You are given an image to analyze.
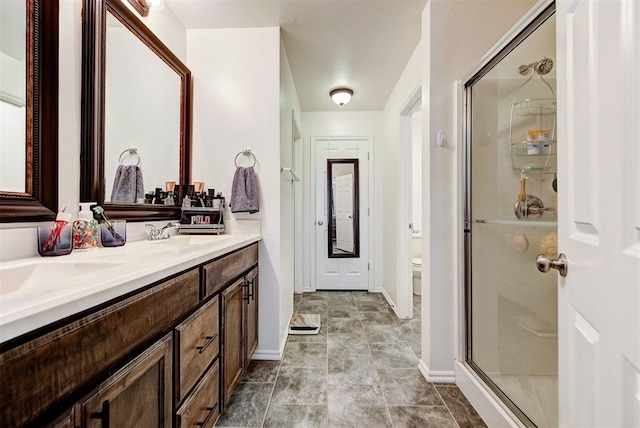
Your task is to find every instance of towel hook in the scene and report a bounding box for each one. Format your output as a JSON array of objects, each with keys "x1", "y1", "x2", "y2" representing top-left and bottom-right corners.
[
  {"x1": 119, "y1": 148, "x2": 141, "y2": 166},
  {"x1": 234, "y1": 149, "x2": 257, "y2": 168}
]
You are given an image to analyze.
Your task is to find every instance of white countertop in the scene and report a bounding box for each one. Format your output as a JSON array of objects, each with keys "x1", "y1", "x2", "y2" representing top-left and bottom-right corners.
[{"x1": 0, "y1": 232, "x2": 261, "y2": 344}]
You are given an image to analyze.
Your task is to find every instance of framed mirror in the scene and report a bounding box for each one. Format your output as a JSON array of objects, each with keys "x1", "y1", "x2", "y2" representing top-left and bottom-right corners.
[
  {"x1": 81, "y1": 0, "x2": 192, "y2": 221},
  {"x1": 0, "y1": 0, "x2": 58, "y2": 222},
  {"x1": 327, "y1": 159, "x2": 360, "y2": 258}
]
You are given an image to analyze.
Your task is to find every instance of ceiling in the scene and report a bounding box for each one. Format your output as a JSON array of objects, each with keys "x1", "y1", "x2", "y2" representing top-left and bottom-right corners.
[{"x1": 165, "y1": 0, "x2": 428, "y2": 112}]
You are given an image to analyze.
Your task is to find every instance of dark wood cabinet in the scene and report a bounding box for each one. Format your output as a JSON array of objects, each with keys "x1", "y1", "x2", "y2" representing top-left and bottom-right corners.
[
  {"x1": 175, "y1": 361, "x2": 220, "y2": 428},
  {"x1": 0, "y1": 242, "x2": 259, "y2": 427},
  {"x1": 0, "y1": 269, "x2": 199, "y2": 428},
  {"x1": 222, "y1": 277, "x2": 246, "y2": 404},
  {"x1": 221, "y1": 266, "x2": 259, "y2": 406},
  {"x1": 203, "y1": 244, "x2": 258, "y2": 298},
  {"x1": 76, "y1": 333, "x2": 173, "y2": 427},
  {"x1": 175, "y1": 296, "x2": 219, "y2": 403}
]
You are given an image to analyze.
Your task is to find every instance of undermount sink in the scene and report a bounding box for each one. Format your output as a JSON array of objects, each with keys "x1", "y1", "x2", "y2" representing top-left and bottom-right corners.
[{"x1": 0, "y1": 261, "x2": 123, "y2": 296}]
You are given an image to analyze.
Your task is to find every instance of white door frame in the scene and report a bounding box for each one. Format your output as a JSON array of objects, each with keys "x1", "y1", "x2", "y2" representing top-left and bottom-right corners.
[
  {"x1": 398, "y1": 85, "x2": 422, "y2": 319},
  {"x1": 310, "y1": 136, "x2": 374, "y2": 292}
]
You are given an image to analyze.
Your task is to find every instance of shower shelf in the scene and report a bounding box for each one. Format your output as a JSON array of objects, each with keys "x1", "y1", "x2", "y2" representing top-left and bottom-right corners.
[
  {"x1": 475, "y1": 219, "x2": 557, "y2": 228},
  {"x1": 513, "y1": 98, "x2": 556, "y2": 116},
  {"x1": 509, "y1": 71, "x2": 557, "y2": 176},
  {"x1": 510, "y1": 140, "x2": 556, "y2": 156}
]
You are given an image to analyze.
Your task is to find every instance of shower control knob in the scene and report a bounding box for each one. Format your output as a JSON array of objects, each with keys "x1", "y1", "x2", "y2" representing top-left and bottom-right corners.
[
  {"x1": 317, "y1": 220, "x2": 323, "y2": 226},
  {"x1": 536, "y1": 253, "x2": 568, "y2": 277}
]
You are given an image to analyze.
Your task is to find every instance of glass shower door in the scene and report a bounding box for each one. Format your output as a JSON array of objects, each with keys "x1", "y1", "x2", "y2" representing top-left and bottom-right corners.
[{"x1": 464, "y1": 8, "x2": 558, "y2": 428}]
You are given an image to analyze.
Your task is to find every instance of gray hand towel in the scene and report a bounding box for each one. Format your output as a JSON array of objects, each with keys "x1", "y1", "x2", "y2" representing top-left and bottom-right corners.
[
  {"x1": 111, "y1": 164, "x2": 145, "y2": 203},
  {"x1": 230, "y1": 166, "x2": 259, "y2": 213}
]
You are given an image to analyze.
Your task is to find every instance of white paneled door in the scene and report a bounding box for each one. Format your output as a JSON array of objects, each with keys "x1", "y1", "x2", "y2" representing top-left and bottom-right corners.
[
  {"x1": 314, "y1": 138, "x2": 370, "y2": 290},
  {"x1": 557, "y1": 0, "x2": 640, "y2": 426}
]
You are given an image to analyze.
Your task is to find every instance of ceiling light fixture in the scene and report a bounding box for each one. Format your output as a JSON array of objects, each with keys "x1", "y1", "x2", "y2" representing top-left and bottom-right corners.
[{"x1": 330, "y1": 88, "x2": 354, "y2": 106}]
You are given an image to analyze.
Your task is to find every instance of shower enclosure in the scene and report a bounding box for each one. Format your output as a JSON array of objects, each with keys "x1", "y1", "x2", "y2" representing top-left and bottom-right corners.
[{"x1": 463, "y1": 6, "x2": 558, "y2": 427}]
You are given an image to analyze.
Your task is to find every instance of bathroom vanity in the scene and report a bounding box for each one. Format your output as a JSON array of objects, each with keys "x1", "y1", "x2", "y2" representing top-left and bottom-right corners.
[{"x1": 0, "y1": 234, "x2": 260, "y2": 427}]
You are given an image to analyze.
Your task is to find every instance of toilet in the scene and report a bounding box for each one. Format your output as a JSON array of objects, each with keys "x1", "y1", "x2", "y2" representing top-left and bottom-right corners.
[
  {"x1": 412, "y1": 234, "x2": 422, "y2": 295},
  {"x1": 412, "y1": 258, "x2": 422, "y2": 296}
]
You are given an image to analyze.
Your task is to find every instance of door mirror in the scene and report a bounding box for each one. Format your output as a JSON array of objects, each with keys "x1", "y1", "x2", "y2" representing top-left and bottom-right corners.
[{"x1": 327, "y1": 159, "x2": 359, "y2": 258}]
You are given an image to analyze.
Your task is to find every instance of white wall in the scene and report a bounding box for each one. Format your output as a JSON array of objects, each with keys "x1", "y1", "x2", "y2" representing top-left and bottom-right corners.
[
  {"x1": 301, "y1": 111, "x2": 383, "y2": 291},
  {"x1": 187, "y1": 26, "x2": 286, "y2": 357},
  {"x1": 380, "y1": 41, "x2": 422, "y2": 314},
  {"x1": 411, "y1": 110, "x2": 422, "y2": 234},
  {"x1": 420, "y1": 0, "x2": 538, "y2": 380},
  {"x1": 0, "y1": 0, "x2": 187, "y2": 260},
  {"x1": 279, "y1": 34, "x2": 302, "y2": 350}
]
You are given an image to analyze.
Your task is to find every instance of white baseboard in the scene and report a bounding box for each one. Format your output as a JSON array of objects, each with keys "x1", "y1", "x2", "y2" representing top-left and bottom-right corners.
[
  {"x1": 455, "y1": 361, "x2": 523, "y2": 428},
  {"x1": 252, "y1": 339, "x2": 286, "y2": 361},
  {"x1": 380, "y1": 288, "x2": 402, "y2": 319},
  {"x1": 251, "y1": 349, "x2": 282, "y2": 360},
  {"x1": 252, "y1": 316, "x2": 290, "y2": 361},
  {"x1": 418, "y1": 359, "x2": 456, "y2": 383}
]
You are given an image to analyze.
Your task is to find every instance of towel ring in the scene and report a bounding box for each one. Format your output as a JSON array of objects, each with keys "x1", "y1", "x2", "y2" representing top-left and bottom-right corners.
[
  {"x1": 234, "y1": 150, "x2": 257, "y2": 168},
  {"x1": 119, "y1": 148, "x2": 140, "y2": 166}
]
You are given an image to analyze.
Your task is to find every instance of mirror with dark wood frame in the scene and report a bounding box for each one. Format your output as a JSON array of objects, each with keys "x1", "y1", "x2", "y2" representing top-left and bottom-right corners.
[
  {"x1": 0, "y1": 0, "x2": 59, "y2": 222},
  {"x1": 81, "y1": 0, "x2": 192, "y2": 221},
  {"x1": 327, "y1": 159, "x2": 360, "y2": 258}
]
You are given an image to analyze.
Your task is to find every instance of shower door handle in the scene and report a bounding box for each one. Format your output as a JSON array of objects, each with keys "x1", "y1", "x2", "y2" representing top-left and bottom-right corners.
[{"x1": 536, "y1": 253, "x2": 568, "y2": 277}]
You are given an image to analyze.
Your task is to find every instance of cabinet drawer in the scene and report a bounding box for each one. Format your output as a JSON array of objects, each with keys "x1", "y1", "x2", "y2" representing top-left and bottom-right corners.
[
  {"x1": 203, "y1": 243, "x2": 258, "y2": 297},
  {"x1": 176, "y1": 360, "x2": 220, "y2": 428},
  {"x1": 176, "y1": 296, "x2": 219, "y2": 402}
]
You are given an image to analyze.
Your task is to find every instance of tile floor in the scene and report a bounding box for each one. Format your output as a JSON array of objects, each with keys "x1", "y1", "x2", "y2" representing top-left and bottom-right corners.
[{"x1": 215, "y1": 291, "x2": 486, "y2": 428}]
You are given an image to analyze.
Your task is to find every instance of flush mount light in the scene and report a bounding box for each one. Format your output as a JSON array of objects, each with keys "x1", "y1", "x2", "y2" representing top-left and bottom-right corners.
[{"x1": 330, "y1": 88, "x2": 354, "y2": 106}]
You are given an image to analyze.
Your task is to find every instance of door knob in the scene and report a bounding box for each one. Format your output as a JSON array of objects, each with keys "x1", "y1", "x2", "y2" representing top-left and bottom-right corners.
[
  {"x1": 536, "y1": 253, "x2": 568, "y2": 277},
  {"x1": 317, "y1": 220, "x2": 323, "y2": 226}
]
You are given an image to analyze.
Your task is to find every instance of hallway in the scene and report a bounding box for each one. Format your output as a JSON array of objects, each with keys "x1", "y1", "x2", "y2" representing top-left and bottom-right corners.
[{"x1": 215, "y1": 292, "x2": 485, "y2": 427}]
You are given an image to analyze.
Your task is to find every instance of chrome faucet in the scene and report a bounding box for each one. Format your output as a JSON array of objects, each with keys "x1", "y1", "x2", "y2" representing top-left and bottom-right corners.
[{"x1": 145, "y1": 222, "x2": 180, "y2": 240}]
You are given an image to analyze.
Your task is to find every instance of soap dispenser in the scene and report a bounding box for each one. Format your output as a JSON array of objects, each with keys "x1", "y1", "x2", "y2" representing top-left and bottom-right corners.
[{"x1": 73, "y1": 203, "x2": 99, "y2": 249}]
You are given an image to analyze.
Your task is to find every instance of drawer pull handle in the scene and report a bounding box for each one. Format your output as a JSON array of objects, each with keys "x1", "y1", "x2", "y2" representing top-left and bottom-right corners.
[
  {"x1": 90, "y1": 400, "x2": 110, "y2": 428},
  {"x1": 196, "y1": 334, "x2": 218, "y2": 354},
  {"x1": 196, "y1": 403, "x2": 218, "y2": 427}
]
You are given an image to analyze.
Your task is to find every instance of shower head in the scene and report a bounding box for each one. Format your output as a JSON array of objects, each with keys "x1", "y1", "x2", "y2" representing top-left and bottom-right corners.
[
  {"x1": 518, "y1": 57, "x2": 554, "y2": 76},
  {"x1": 535, "y1": 57, "x2": 554, "y2": 75}
]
